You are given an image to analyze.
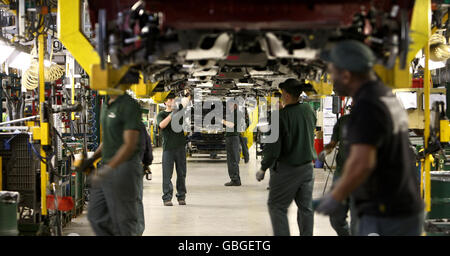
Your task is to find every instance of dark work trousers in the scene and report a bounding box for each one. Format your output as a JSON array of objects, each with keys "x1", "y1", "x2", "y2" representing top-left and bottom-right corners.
[
  {"x1": 239, "y1": 135, "x2": 249, "y2": 162},
  {"x1": 226, "y1": 136, "x2": 241, "y2": 182},
  {"x1": 329, "y1": 174, "x2": 358, "y2": 236},
  {"x1": 137, "y1": 169, "x2": 145, "y2": 235},
  {"x1": 87, "y1": 156, "x2": 141, "y2": 236},
  {"x1": 162, "y1": 147, "x2": 187, "y2": 202},
  {"x1": 268, "y1": 162, "x2": 314, "y2": 236},
  {"x1": 358, "y1": 211, "x2": 424, "y2": 236}
]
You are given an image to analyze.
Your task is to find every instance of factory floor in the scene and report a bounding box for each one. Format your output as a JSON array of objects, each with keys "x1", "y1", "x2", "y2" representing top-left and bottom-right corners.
[{"x1": 63, "y1": 146, "x2": 339, "y2": 236}]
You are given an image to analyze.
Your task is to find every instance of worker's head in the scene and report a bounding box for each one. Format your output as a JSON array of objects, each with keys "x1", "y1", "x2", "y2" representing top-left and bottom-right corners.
[
  {"x1": 320, "y1": 40, "x2": 376, "y2": 96},
  {"x1": 279, "y1": 79, "x2": 303, "y2": 105},
  {"x1": 164, "y1": 92, "x2": 176, "y2": 109}
]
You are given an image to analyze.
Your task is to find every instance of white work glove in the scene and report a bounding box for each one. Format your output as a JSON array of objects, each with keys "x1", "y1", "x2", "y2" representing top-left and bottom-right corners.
[
  {"x1": 90, "y1": 165, "x2": 113, "y2": 188},
  {"x1": 315, "y1": 193, "x2": 342, "y2": 215},
  {"x1": 256, "y1": 169, "x2": 266, "y2": 182}
]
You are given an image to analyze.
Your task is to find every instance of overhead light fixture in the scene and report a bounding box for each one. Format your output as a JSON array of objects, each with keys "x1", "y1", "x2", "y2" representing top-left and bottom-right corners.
[
  {"x1": 0, "y1": 42, "x2": 14, "y2": 64},
  {"x1": 8, "y1": 51, "x2": 32, "y2": 70},
  {"x1": 236, "y1": 83, "x2": 254, "y2": 87},
  {"x1": 197, "y1": 82, "x2": 213, "y2": 88},
  {"x1": 418, "y1": 57, "x2": 447, "y2": 70},
  {"x1": 229, "y1": 90, "x2": 242, "y2": 93},
  {"x1": 257, "y1": 121, "x2": 269, "y2": 127}
]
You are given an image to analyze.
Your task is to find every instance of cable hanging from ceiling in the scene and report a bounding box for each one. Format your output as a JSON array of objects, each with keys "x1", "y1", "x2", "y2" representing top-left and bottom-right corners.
[{"x1": 21, "y1": 39, "x2": 65, "y2": 90}]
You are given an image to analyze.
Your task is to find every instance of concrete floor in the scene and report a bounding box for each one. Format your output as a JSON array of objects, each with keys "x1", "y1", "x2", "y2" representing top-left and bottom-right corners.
[{"x1": 64, "y1": 146, "x2": 340, "y2": 236}]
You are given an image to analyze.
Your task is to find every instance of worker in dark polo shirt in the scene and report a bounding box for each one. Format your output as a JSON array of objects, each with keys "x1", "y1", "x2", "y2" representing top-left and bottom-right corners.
[
  {"x1": 84, "y1": 92, "x2": 142, "y2": 236},
  {"x1": 157, "y1": 92, "x2": 190, "y2": 206},
  {"x1": 223, "y1": 101, "x2": 243, "y2": 186},
  {"x1": 316, "y1": 40, "x2": 424, "y2": 236},
  {"x1": 256, "y1": 79, "x2": 317, "y2": 236}
]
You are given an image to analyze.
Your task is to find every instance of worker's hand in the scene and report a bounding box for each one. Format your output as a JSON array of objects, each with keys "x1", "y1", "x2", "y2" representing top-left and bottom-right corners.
[
  {"x1": 318, "y1": 151, "x2": 327, "y2": 163},
  {"x1": 256, "y1": 169, "x2": 266, "y2": 182},
  {"x1": 90, "y1": 165, "x2": 113, "y2": 188},
  {"x1": 315, "y1": 193, "x2": 342, "y2": 215},
  {"x1": 75, "y1": 157, "x2": 96, "y2": 173},
  {"x1": 144, "y1": 166, "x2": 152, "y2": 180},
  {"x1": 171, "y1": 102, "x2": 184, "y2": 116}
]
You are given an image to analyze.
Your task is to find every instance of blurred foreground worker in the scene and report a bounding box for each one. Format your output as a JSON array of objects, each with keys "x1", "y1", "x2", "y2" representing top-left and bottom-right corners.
[
  {"x1": 223, "y1": 101, "x2": 243, "y2": 186},
  {"x1": 81, "y1": 92, "x2": 142, "y2": 236},
  {"x1": 157, "y1": 92, "x2": 190, "y2": 206},
  {"x1": 319, "y1": 110, "x2": 357, "y2": 236},
  {"x1": 137, "y1": 121, "x2": 153, "y2": 235},
  {"x1": 316, "y1": 40, "x2": 424, "y2": 236},
  {"x1": 256, "y1": 79, "x2": 317, "y2": 236}
]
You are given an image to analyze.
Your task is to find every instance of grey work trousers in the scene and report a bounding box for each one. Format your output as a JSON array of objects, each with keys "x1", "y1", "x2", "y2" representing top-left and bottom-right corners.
[
  {"x1": 239, "y1": 135, "x2": 249, "y2": 162},
  {"x1": 268, "y1": 162, "x2": 314, "y2": 236},
  {"x1": 358, "y1": 211, "x2": 424, "y2": 236},
  {"x1": 162, "y1": 147, "x2": 187, "y2": 202},
  {"x1": 87, "y1": 156, "x2": 141, "y2": 236},
  {"x1": 226, "y1": 136, "x2": 241, "y2": 182},
  {"x1": 329, "y1": 175, "x2": 358, "y2": 236},
  {"x1": 137, "y1": 170, "x2": 145, "y2": 235}
]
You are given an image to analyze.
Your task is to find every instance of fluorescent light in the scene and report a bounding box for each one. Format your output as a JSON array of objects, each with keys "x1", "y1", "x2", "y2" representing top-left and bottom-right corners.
[
  {"x1": 197, "y1": 82, "x2": 213, "y2": 88},
  {"x1": 257, "y1": 121, "x2": 269, "y2": 127},
  {"x1": 9, "y1": 51, "x2": 31, "y2": 70},
  {"x1": 0, "y1": 43, "x2": 14, "y2": 64},
  {"x1": 429, "y1": 60, "x2": 446, "y2": 70},
  {"x1": 230, "y1": 90, "x2": 241, "y2": 93},
  {"x1": 236, "y1": 83, "x2": 254, "y2": 87},
  {"x1": 418, "y1": 57, "x2": 447, "y2": 70}
]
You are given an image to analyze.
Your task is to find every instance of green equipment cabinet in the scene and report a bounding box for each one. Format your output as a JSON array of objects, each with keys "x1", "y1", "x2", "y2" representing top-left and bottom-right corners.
[
  {"x1": 425, "y1": 171, "x2": 450, "y2": 236},
  {"x1": 0, "y1": 191, "x2": 20, "y2": 236}
]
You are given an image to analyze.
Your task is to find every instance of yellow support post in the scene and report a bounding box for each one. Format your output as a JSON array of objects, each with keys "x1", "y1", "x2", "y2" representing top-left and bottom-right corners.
[
  {"x1": 422, "y1": 0, "x2": 432, "y2": 213},
  {"x1": 38, "y1": 24, "x2": 47, "y2": 216},
  {"x1": 244, "y1": 106, "x2": 258, "y2": 149}
]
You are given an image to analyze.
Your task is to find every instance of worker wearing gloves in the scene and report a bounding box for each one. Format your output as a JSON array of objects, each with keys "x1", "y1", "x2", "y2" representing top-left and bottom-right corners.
[
  {"x1": 256, "y1": 79, "x2": 317, "y2": 236},
  {"x1": 316, "y1": 40, "x2": 424, "y2": 236},
  {"x1": 157, "y1": 91, "x2": 190, "y2": 206},
  {"x1": 319, "y1": 112, "x2": 357, "y2": 236},
  {"x1": 80, "y1": 92, "x2": 142, "y2": 236},
  {"x1": 223, "y1": 102, "x2": 243, "y2": 186}
]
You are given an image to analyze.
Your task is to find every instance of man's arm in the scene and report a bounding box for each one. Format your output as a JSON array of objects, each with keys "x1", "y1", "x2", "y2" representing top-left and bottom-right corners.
[
  {"x1": 330, "y1": 144, "x2": 377, "y2": 201},
  {"x1": 105, "y1": 130, "x2": 140, "y2": 169},
  {"x1": 91, "y1": 143, "x2": 103, "y2": 160},
  {"x1": 159, "y1": 113, "x2": 172, "y2": 129},
  {"x1": 323, "y1": 140, "x2": 337, "y2": 153}
]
